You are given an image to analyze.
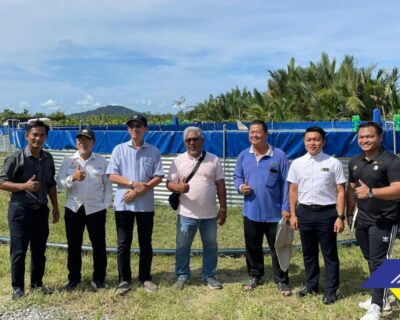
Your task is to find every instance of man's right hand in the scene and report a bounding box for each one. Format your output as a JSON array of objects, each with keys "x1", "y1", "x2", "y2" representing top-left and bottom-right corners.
[
  {"x1": 24, "y1": 175, "x2": 40, "y2": 192},
  {"x1": 240, "y1": 181, "x2": 252, "y2": 196},
  {"x1": 289, "y1": 215, "x2": 298, "y2": 230},
  {"x1": 72, "y1": 165, "x2": 85, "y2": 181},
  {"x1": 176, "y1": 180, "x2": 190, "y2": 193}
]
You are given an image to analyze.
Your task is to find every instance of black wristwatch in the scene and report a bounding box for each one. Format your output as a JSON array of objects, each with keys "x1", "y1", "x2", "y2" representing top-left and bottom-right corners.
[
  {"x1": 337, "y1": 215, "x2": 345, "y2": 221},
  {"x1": 367, "y1": 188, "x2": 374, "y2": 198}
]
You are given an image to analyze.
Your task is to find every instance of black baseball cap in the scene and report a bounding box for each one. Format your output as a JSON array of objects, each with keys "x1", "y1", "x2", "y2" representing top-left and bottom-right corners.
[
  {"x1": 126, "y1": 114, "x2": 148, "y2": 127},
  {"x1": 76, "y1": 128, "x2": 95, "y2": 140}
]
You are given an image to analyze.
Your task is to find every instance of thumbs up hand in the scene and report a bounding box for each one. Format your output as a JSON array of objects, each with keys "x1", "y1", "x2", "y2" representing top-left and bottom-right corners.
[
  {"x1": 25, "y1": 174, "x2": 40, "y2": 192},
  {"x1": 72, "y1": 164, "x2": 86, "y2": 181},
  {"x1": 240, "y1": 180, "x2": 252, "y2": 196},
  {"x1": 355, "y1": 179, "x2": 370, "y2": 199}
]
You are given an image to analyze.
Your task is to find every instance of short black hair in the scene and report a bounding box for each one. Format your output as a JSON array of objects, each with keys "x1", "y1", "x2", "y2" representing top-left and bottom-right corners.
[
  {"x1": 305, "y1": 126, "x2": 326, "y2": 140},
  {"x1": 26, "y1": 120, "x2": 50, "y2": 135},
  {"x1": 358, "y1": 121, "x2": 383, "y2": 135},
  {"x1": 250, "y1": 120, "x2": 268, "y2": 132}
]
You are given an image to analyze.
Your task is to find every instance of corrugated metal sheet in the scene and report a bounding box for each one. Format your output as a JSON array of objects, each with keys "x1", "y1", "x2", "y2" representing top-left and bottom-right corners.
[{"x1": 50, "y1": 150, "x2": 350, "y2": 208}]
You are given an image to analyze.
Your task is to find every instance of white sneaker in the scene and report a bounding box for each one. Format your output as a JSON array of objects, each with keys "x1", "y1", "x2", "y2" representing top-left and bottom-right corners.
[
  {"x1": 358, "y1": 298, "x2": 391, "y2": 311},
  {"x1": 360, "y1": 303, "x2": 382, "y2": 320}
]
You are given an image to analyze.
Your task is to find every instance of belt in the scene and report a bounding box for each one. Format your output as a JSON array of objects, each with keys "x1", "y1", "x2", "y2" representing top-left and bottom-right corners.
[
  {"x1": 299, "y1": 203, "x2": 336, "y2": 211},
  {"x1": 12, "y1": 201, "x2": 46, "y2": 210}
]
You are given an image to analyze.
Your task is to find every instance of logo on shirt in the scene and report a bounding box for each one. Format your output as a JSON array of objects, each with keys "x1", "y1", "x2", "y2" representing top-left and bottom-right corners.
[
  {"x1": 320, "y1": 167, "x2": 330, "y2": 172},
  {"x1": 373, "y1": 165, "x2": 379, "y2": 171},
  {"x1": 382, "y1": 236, "x2": 389, "y2": 243},
  {"x1": 353, "y1": 165, "x2": 358, "y2": 171}
]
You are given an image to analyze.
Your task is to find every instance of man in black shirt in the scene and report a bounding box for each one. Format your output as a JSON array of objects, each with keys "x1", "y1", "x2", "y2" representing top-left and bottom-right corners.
[
  {"x1": 0, "y1": 120, "x2": 60, "y2": 300},
  {"x1": 347, "y1": 121, "x2": 400, "y2": 320}
]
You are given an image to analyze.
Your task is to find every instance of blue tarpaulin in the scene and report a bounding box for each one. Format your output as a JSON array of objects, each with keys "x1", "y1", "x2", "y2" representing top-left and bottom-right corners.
[{"x1": 9, "y1": 128, "x2": 399, "y2": 159}]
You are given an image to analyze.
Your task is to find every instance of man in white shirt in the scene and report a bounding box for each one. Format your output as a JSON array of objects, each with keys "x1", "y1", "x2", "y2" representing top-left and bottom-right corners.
[
  {"x1": 167, "y1": 126, "x2": 227, "y2": 290},
  {"x1": 57, "y1": 128, "x2": 112, "y2": 291},
  {"x1": 288, "y1": 126, "x2": 346, "y2": 304}
]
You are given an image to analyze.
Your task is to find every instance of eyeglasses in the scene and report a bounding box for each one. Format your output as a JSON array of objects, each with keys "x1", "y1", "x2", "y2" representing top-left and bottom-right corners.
[
  {"x1": 185, "y1": 137, "x2": 201, "y2": 143},
  {"x1": 129, "y1": 124, "x2": 143, "y2": 129}
]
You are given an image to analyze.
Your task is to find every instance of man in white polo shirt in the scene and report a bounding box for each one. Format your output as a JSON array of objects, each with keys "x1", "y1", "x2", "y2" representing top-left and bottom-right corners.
[
  {"x1": 166, "y1": 126, "x2": 227, "y2": 290},
  {"x1": 57, "y1": 128, "x2": 113, "y2": 291},
  {"x1": 288, "y1": 126, "x2": 346, "y2": 305}
]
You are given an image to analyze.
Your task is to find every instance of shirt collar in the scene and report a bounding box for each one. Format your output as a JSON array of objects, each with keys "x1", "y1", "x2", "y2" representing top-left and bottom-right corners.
[
  {"x1": 362, "y1": 148, "x2": 385, "y2": 162},
  {"x1": 73, "y1": 151, "x2": 96, "y2": 161},
  {"x1": 305, "y1": 151, "x2": 325, "y2": 160},
  {"x1": 249, "y1": 144, "x2": 273, "y2": 157},
  {"x1": 186, "y1": 150, "x2": 205, "y2": 160},
  {"x1": 24, "y1": 146, "x2": 47, "y2": 159},
  {"x1": 128, "y1": 140, "x2": 148, "y2": 149}
]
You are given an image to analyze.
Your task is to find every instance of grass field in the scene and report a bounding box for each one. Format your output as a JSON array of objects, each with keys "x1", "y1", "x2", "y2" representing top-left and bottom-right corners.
[{"x1": 0, "y1": 190, "x2": 399, "y2": 319}]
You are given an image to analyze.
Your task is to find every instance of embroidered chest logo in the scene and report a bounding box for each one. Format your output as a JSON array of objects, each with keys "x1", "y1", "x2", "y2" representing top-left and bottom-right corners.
[
  {"x1": 353, "y1": 165, "x2": 358, "y2": 171},
  {"x1": 320, "y1": 167, "x2": 329, "y2": 172},
  {"x1": 382, "y1": 236, "x2": 389, "y2": 243},
  {"x1": 373, "y1": 161, "x2": 379, "y2": 171}
]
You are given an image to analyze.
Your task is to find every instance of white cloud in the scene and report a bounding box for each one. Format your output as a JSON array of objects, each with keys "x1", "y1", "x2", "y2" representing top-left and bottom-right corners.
[
  {"x1": 40, "y1": 99, "x2": 62, "y2": 111},
  {"x1": 75, "y1": 94, "x2": 101, "y2": 109}
]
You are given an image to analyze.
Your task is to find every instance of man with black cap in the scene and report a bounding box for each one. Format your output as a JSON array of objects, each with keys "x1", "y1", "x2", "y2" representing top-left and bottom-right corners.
[
  {"x1": 57, "y1": 128, "x2": 112, "y2": 291},
  {"x1": 106, "y1": 114, "x2": 164, "y2": 294}
]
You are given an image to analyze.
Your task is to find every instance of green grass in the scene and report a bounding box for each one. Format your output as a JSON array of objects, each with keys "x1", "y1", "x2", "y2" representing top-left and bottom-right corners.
[{"x1": 0, "y1": 190, "x2": 399, "y2": 319}]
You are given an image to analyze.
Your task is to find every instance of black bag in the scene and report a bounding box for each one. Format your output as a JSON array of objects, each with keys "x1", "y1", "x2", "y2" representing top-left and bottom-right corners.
[
  {"x1": 168, "y1": 151, "x2": 206, "y2": 210},
  {"x1": 168, "y1": 192, "x2": 181, "y2": 210}
]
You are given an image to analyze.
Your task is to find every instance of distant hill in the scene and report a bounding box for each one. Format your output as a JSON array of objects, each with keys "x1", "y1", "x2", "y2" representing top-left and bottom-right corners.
[{"x1": 68, "y1": 105, "x2": 140, "y2": 117}]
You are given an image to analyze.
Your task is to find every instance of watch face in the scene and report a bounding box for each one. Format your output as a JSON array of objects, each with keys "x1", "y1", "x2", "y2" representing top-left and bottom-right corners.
[{"x1": 368, "y1": 191, "x2": 373, "y2": 198}]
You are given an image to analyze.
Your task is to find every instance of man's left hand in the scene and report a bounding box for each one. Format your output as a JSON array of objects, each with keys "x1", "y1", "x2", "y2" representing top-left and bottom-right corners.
[
  {"x1": 52, "y1": 208, "x2": 60, "y2": 224},
  {"x1": 334, "y1": 218, "x2": 344, "y2": 233},
  {"x1": 281, "y1": 211, "x2": 290, "y2": 219},
  {"x1": 217, "y1": 209, "x2": 227, "y2": 226},
  {"x1": 122, "y1": 189, "x2": 139, "y2": 203},
  {"x1": 133, "y1": 182, "x2": 148, "y2": 194}
]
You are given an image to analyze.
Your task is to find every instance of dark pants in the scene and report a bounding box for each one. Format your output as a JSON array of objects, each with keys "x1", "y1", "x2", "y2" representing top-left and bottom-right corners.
[
  {"x1": 65, "y1": 207, "x2": 107, "y2": 283},
  {"x1": 8, "y1": 201, "x2": 49, "y2": 290},
  {"x1": 243, "y1": 216, "x2": 289, "y2": 284},
  {"x1": 297, "y1": 205, "x2": 339, "y2": 296},
  {"x1": 356, "y1": 223, "x2": 397, "y2": 309},
  {"x1": 115, "y1": 211, "x2": 154, "y2": 283}
]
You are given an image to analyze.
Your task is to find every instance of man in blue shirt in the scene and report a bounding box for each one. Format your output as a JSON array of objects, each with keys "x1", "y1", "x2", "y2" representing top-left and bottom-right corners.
[
  {"x1": 234, "y1": 120, "x2": 291, "y2": 296},
  {"x1": 106, "y1": 114, "x2": 164, "y2": 294}
]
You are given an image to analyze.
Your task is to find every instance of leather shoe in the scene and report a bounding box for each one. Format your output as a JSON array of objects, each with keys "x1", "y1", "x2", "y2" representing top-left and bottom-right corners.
[
  {"x1": 322, "y1": 295, "x2": 338, "y2": 305},
  {"x1": 297, "y1": 286, "x2": 318, "y2": 298},
  {"x1": 12, "y1": 288, "x2": 24, "y2": 300}
]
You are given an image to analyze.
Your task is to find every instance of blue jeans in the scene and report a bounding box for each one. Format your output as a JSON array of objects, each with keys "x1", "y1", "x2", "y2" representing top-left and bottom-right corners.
[{"x1": 175, "y1": 215, "x2": 218, "y2": 281}]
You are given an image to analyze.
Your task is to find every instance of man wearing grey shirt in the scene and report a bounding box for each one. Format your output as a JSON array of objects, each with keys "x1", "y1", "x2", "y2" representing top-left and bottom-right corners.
[
  {"x1": 106, "y1": 114, "x2": 164, "y2": 294},
  {"x1": 0, "y1": 120, "x2": 59, "y2": 300}
]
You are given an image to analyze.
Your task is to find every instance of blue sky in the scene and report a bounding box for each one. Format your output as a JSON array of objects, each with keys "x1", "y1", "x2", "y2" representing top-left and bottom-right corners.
[{"x1": 1, "y1": 0, "x2": 400, "y2": 115}]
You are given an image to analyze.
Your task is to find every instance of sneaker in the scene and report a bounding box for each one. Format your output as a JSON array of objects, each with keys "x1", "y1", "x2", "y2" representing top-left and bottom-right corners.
[
  {"x1": 204, "y1": 277, "x2": 223, "y2": 290},
  {"x1": 359, "y1": 298, "x2": 391, "y2": 312},
  {"x1": 65, "y1": 281, "x2": 80, "y2": 292},
  {"x1": 143, "y1": 281, "x2": 157, "y2": 292},
  {"x1": 12, "y1": 288, "x2": 24, "y2": 300},
  {"x1": 173, "y1": 278, "x2": 188, "y2": 290},
  {"x1": 91, "y1": 280, "x2": 106, "y2": 291},
  {"x1": 360, "y1": 303, "x2": 382, "y2": 320},
  {"x1": 31, "y1": 285, "x2": 54, "y2": 295},
  {"x1": 115, "y1": 281, "x2": 132, "y2": 296}
]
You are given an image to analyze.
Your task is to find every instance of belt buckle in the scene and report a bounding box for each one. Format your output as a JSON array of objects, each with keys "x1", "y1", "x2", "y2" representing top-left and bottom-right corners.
[{"x1": 31, "y1": 204, "x2": 41, "y2": 210}]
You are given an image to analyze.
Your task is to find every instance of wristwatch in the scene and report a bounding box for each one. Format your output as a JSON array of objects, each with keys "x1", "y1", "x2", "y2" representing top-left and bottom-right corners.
[
  {"x1": 367, "y1": 188, "x2": 374, "y2": 198},
  {"x1": 337, "y1": 215, "x2": 345, "y2": 221}
]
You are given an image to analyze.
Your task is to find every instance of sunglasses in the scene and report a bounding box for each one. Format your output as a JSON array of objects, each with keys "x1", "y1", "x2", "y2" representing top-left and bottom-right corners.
[
  {"x1": 129, "y1": 124, "x2": 143, "y2": 129},
  {"x1": 185, "y1": 137, "x2": 201, "y2": 143}
]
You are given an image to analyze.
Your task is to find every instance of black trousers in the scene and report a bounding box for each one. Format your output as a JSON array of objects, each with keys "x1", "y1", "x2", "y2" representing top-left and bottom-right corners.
[
  {"x1": 297, "y1": 205, "x2": 339, "y2": 296},
  {"x1": 243, "y1": 216, "x2": 289, "y2": 284},
  {"x1": 65, "y1": 207, "x2": 107, "y2": 283},
  {"x1": 8, "y1": 201, "x2": 49, "y2": 290},
  {"x1": 115, "y1": 211, "x2": 154, "y2": 283},
  {"x1": 356, "y1": 222, "x2": 397, "y2": 309}
]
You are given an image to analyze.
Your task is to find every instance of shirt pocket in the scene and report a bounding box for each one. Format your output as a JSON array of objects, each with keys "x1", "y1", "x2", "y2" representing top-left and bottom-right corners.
[
  {"x1": 315, "y1": 169, "x2": 334, "y2": 186},
  {"x1": 266, "y1": 168, "x2": 280, "y2": 187},
  {"x1": 143, "y1": 159, "x2": 155, "y2": 176}
]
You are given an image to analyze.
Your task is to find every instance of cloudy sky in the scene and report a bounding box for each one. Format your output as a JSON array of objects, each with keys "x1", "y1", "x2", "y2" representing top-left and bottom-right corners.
[{"x1": 1, "y1": 0, "x2": 400, "y2": 115}]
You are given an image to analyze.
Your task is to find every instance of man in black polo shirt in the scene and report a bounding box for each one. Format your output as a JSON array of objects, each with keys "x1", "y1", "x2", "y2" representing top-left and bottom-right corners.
[
  {"x1": 347, "y1": 121, "x2": 400, "y2": 320},
  {"x1": 0, "y1": 120, "x2": 60, "y2": 300}
]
